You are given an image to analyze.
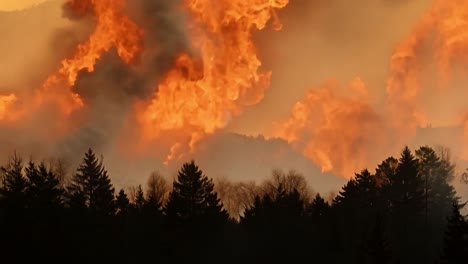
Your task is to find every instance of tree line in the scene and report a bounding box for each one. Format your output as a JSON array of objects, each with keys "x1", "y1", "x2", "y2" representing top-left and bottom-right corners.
[{"x1": 0, "y1": 146, "x2": 467, "y2": 263}]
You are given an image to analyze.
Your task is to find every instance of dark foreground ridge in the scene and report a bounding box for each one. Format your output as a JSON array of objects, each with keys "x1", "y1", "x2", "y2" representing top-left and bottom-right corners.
[{"x1": 0, "y1": 146, "x2": 467, "y2": 263}]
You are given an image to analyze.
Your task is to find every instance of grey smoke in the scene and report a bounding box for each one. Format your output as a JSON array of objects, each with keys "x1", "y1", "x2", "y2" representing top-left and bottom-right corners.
[{"x1": 55, "y1": 0, "x2": 191, "y2": 162}]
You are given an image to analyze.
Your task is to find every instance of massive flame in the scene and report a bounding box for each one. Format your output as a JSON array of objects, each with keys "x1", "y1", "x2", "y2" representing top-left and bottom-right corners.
[
  {"x1": 40, "y1": 0, "x2": 143, "y2": 113},
  {"x1": 276, "y1": 0, "x2": 468, "y2": 177},
  {"x1": 386, "y1": 0, "x2": 468, "y2": 157},
  {"x1": 4, "y1": 0, "x2": 468, "y2": 179},
  {"x1": 137, "y1": 0, "x2": 289, "y2": 163},
  {"x1": 0, "y1": 0, "x2": 143, "y2": 121},
  {"x1": 275, "y1": 78, "x2": 388, "y2": 178}
]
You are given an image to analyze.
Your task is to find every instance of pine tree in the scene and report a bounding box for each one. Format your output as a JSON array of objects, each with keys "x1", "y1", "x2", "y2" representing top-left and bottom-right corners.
[
  {"x1": 375, "y1": 157, "x2": 398, "y2": 187},
  {"x1": 164, "y1": 160, "x2": 228, "y2": 226},
  {"x1": 416, "y1": 146, "x2": 458, "y2": 262},
  {"x1": 67, "y1": 148, "x2": 115, "y2": 216},
  {"x1": 115, "y1": 189, "x2": 129, "y2": 217},
  {"x1": 133, "y1": 185, "x2": 145, "y2": 213},
  {"x1": 25, "y1": 161, "x2": 63, "y2": 209},
  {"x1": 443, "y1": 202, "x2": 468, "y2": 263},
  {"x1": 388, "y1": 146, "x2": 424, "y2": 212},
  {"x1": 334, "y1": 169, "x2": 379, "y2": 209},
  {"x1": 363, "y1": 214, "x2": 391, "y2": 263},
  {"x1": 384, "y1": 147, "x2": 425, "y2": 263},
  {"x1": 333, "y1": 169, "x2": 381, "y2": 261},
  {"x1": 0, "y1": 154, "x2": 27, "y2": 210},
  {"x1": 306, "y1": 193, "x2": 330, "y2": 220}
]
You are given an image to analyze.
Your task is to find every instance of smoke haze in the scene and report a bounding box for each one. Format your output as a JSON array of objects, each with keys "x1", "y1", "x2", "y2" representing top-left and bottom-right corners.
[{"x1": 0, "y1": 0, "x2": 467, "y2": 200}]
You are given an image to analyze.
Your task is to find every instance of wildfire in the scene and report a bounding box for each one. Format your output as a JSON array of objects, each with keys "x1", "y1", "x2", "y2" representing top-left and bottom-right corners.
[
  {"x1": 138, "y1": 0, "x2": 289, "y2": 163},
  {"x1": 0, "y1": 94, "x2": 18, "y2": 121},
  {"x1": 384, "y1": 0, "x2": 468, "y2": 158},
  {"x1": 38, "y1": 0, "x2": 143, "y2": 114},
  {"x1": 275, "y1": 78, "x2": 387, "y2": 178},
  {"x1": 276, "y1": 0, "x2": 468, "y2": 177},
  {"x1": 4, "y1": 0, "x2": 468, "y2": 179}
]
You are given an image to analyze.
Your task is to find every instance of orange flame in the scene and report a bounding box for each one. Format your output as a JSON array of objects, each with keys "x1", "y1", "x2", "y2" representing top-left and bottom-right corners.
[
  {"x1": 275, "y1": 78, "x2": 387, "y2": 178},
  {"x1": 386, "y1": 0, "x2": 468, "y2": 130},
  {"x1": 37, "y1": 0, "x2": 143, "y2": 114},
  {"x1": 0, "y1": 94, "x2": 18, "y2": 121},
  {"x1": 138, "y1": 0, "x2": 289, "y2": 163},
  {"x1": 276, "y1": 0, "x2": 468, "y2": 177}
]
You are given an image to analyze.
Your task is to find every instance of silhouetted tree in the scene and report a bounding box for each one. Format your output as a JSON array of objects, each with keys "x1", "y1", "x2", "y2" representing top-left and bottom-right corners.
[
  {"x1": 375, "y1": 157, "x2": 398, "y2": 187},
  {"x1": 0, "y1": 154, "x2": 27, "y2": 210},
  {"x1": 25, "y1": 161, "x2": 63, "y2": 209},
  {"x1": 416, "y1": 146, "x2": 458, "y2": 262},
  {"x1": 115, "y1": 189, "x2": 129, "y2": 217},
  {"x1": 164, "y1": 160, "x2": 228, "y2": 225},
  {"x1": 132, "y1": 184, "x2": 145, "y2": 213},
  {"x1": 241, "y1": 181, "x2": 308, "y2": 262},
  {"x1": 359, "y1": 214, "x2": 391, "y2": 264},
  {"x1": 265, "y1": 169, "x2": 311, "y2": 201},
  {"x1": 307, "y1": 193, "x2": 329, "y2": 220},
  {"x1": 387, "y1": 146, "x2": 424, "y2": 212},
  {"x1": 0, "y1": 154, "x2": 32, "y2": 261},
  {"x1": 146, "y1": 171, "x2": 168, "y2": 206},
  {"x1": 163, "y1": 161, "x2": 229, "y2": 262},
  {"x1": 66, "y1": 148, "x2": 115, "y2": 216},
  {"x1": 384, "y1": 147, "x2": 425, "y2": 263},
  {"x1": 333, "y1": 169, "x2": 381, "y2": 262},
  {"x1": 442, "y1": 202, "x2": 468, "y2": 263}
]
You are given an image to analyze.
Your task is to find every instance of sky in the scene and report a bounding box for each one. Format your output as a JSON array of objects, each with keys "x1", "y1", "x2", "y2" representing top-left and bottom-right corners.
[
  {"x1": 2, "y1": 0, "x2": 468, "y2": 200},
  {"x1": 0, "y1": 0, "x2": 48, "y2": 11},
  {"x1": 0, "y1": 0, "x2": 434, "y2": 137},
  {"x1": 227, "y1": 0, "x2": 433, "y2": 136}
]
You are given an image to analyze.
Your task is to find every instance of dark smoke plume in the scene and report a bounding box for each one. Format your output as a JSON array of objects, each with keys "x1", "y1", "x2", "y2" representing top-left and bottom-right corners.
[{"x1": 56, "y1": 0, "x2": 191, "y2": 161}]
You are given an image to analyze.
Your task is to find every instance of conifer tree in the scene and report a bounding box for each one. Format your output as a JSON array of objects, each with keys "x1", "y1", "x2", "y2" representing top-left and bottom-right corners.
[
  {"x1": 443, "y1": 202, "x2": 468, "y2": 263},
  {"x1": 164, "y1": 160, "x2": 228, "y2": 225},
  {"x1": 360, "y1": 214, "x2": 391, "y2": 264},
  {"x1": 115, "y1": 189, "x2": 129, "y2": 217},
  {"x1": 67, "y1": 148, "x2": 115, "y2": 216},
  {"x1": 306, "y1": 193, "x2": 330, "y2": 220},
  {"x1": 133, "y1": 185, "x2": 145, "y2": 213},
  {"x1": 387, "y1": 146, "x2": 424, "y2": 212},
  {"x1": 0, "y1": 154, "x2": 27, "y2": 210},
  {"x1": 25, "y1": 161, "x2": 63, "y2": 209}
]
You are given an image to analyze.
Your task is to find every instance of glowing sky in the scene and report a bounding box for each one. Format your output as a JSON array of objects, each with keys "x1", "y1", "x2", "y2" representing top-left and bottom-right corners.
[{"x1": 0, "y1": 0, "x2": 48, "y2": 11}]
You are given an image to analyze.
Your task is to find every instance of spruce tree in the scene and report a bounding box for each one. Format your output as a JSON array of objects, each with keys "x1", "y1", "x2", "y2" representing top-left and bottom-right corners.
[
  {"x1": 388, "y1": 146, "x2": 424, "y2": 212},
  {"x1": 384, "y1": 147, "x2": 425, "y2": 263},
  {"x1": 133, "y1": 185, "x2": 145, "y2": 213},
  {"x1": 360, "y1": 214, "x2": 391, "y2": 264},
  {"x1": 0, "y1": 154, "x2": 27, "y2": 210},
  {"x1": 443, "y1": 202, "x2": 468, "y2": 263},
  {"x1": 306, "y1": 193, "x2": 330, "y2": 220},
  {"x1": 164, "y1": 160, "x2": 228, "y2": 226},
  {"x1": 67, "y1": 148, "x2": 115, "y2": 216},
  {"x1": 115, "y1": 189, "x2": 129, "y2": 217},
  {"x1": 25, "y1": 161, "x2": 63, "y2": 209}
]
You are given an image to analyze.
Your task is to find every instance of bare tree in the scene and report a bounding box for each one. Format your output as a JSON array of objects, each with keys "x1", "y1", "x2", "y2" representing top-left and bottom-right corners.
[
  {"x1": 215, "y1": 178, "x2": 259, "y2": 220},
  {"x1": 262, "y1": 169, "x2": 313, "y2": 202},
  {"x1": 48, "y1": 157, "x2": 69, "y2": 185},
  {"x1": 147, "y1": 171, "x2": 170, "y2": 205}
]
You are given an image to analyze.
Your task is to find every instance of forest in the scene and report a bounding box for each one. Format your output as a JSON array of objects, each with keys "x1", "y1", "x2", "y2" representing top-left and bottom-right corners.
[{"x1": 0, "y1": 146, "x2": 467, "y2": 263}]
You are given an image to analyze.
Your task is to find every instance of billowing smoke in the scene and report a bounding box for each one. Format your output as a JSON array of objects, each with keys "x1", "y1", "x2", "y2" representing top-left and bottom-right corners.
[
  {"x1": 5, "y1": 0, "x2": 468, "y2": 199},
  {"x1": 55, "y1": 0, "x2": 191, "y2": 158},
  {"x1": 0, "y1": 0, "x2": 309, "y2": 193}
]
